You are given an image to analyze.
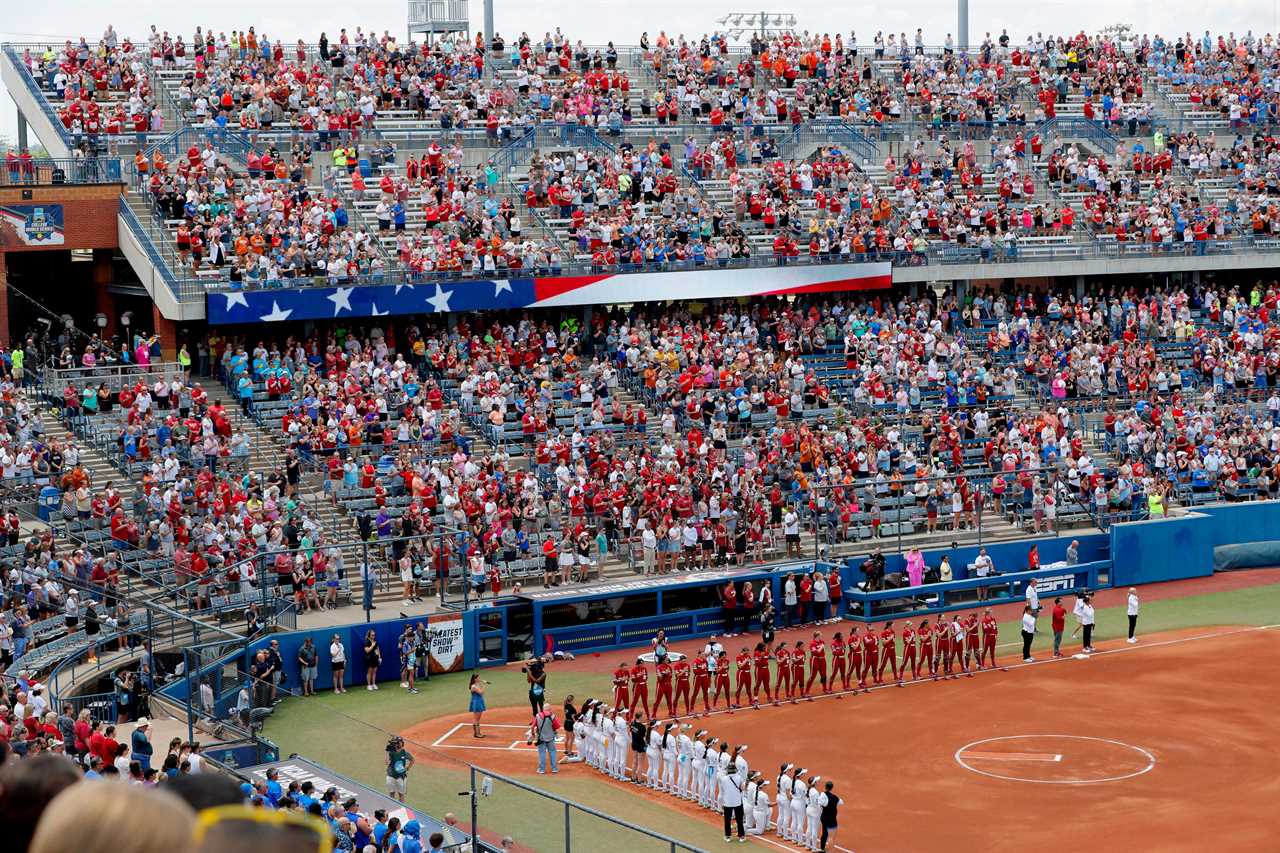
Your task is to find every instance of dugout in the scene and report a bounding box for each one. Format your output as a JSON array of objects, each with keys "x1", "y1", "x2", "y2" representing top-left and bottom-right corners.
[{"x1": 511, "y1": 561, "x2": 828, "y2": 657}]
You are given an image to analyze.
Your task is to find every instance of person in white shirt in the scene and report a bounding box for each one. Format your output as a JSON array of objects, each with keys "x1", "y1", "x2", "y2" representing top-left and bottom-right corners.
[
  {"x1": 1126, "y1": 588, "x2": 1140, "y2": 643},
  {"x1": 641, "y1": 527, "x2": 657, "y2": 575},
  {"x1": 783, "y1": 575, "x2": 798, "y2": 628},
  {"x1": 1024, "y1": 578, "x2": 1041, "y2": 615},
  {"x1": 973, "y1": 549, "x2": 994, "y2": 601},
  {"x1": 329, "y1": 634, "x2": 347, "y2": 694},
  {"x1": 1020, "y1": 606, "x2": 1037, "y2": 662},
  {"x1": 783, "y1": 510, "x2": 801, "y2": 557},
  {"x1": 1080, "y1": 594, "x2": 1097, "y2": 652},
  {"x1": 720, "y1": 762, "x2": 746, "y2": 843}
]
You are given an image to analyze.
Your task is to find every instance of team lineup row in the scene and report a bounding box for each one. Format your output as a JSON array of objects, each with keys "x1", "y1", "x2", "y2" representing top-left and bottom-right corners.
[
  {"x1": 613, "y1": 611, "x2": 1004, "y2": 717},
  {"x1": 572, "y1": 696, "x2": 840, "y2": 849}
]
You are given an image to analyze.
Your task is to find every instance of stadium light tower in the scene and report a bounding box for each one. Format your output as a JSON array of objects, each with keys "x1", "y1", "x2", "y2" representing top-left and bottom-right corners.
[
  {"x1": 408, "y1": 0, "x2": 473, "y2": 43},
  {"x1": 718, "y1": 10, "x2": 798, "y2": 42}
]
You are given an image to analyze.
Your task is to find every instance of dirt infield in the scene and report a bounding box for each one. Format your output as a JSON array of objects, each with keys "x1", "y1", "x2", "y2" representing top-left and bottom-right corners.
[{"x1": 404, "y1": 623, "x2": 1280, "y2": 853}]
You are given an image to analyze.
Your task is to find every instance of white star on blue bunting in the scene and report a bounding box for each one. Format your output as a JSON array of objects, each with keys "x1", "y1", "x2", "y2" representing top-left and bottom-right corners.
[
  {"x1": 327, "y1": 287, "x2": 354, "y2": 316},
  {"x1": 259, "y1": 301, "x2": 293, "y2": 323},
  {"x1": 223, "y1": 291, "x2": 250, "y2": 311},
  {"x1": 425, "y1": 284, "x2": 453, "y2": 313}
]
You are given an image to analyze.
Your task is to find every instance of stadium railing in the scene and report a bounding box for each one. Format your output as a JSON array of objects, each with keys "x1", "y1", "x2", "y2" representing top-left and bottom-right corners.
[{"x1": 0, "y1": 156, "x2": 121, "y2": 185}]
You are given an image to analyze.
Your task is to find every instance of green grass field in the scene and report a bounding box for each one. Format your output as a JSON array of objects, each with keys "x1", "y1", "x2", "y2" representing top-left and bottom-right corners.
[{"x1": 262, "y1": 580, "x2": 1280, "y2": 852}]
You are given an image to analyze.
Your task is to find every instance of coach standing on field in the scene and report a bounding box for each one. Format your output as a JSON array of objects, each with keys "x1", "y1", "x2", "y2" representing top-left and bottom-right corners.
[
  {"x1": 1020, "y1": 605, "x2": 1037, "y2": 662},
  {"x1": 819, "y1": 780, "x2": 840, "y2": 852},
  {"x1": 720, "y1": 761, "x2": 746, "y2": 842},
  {"x1": 1126, "y1": 588, "x2": 1140, "y2": 643}
]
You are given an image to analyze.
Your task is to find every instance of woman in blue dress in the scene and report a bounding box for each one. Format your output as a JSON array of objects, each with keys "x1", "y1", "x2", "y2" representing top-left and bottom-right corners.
[{"x1": 469, "y1": 673, "x2": 487, "y2": 738}]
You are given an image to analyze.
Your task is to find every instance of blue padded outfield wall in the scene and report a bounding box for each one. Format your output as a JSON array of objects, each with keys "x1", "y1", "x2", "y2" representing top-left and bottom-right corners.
[
  {"x1": 1109, "y1": 513, "x2": 1214, "y2": 586},
  {"x1": 1109, "y1": 501, "x2": 1280, "y2": 585}
]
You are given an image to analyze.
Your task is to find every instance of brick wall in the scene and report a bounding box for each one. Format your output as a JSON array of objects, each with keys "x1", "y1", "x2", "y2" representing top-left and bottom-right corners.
[{"x1": 0, "y1": 183, "x2": 124, "y2": 251}]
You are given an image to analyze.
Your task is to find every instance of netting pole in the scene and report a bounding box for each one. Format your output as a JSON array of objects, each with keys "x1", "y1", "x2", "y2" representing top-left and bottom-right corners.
[
  {"x1": 564, "y1": 802, "x2": 571, "y2": 853},
  {"x1": 469, "y1": 766, "x2": 479, "y2": 848}
]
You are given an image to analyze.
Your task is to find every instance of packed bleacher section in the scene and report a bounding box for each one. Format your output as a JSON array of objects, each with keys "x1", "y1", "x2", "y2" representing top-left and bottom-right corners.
[
  {"x1": 133, "y1": 138, "x2": 388, "y2": 285},
  {"x1": 16, "y1": 25, "x2": 1280, "y2": 297}
]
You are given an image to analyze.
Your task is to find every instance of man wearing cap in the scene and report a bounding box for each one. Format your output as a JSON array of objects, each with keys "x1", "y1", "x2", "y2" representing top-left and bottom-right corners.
[
  {"x1": 131, "y1": 717, "x2": 153, "y2": 771},
  {"x1": 719, "y1": 755, "x2": 746, "y2": 843},
  {"x1": 1126, "y1": 588, "x2": 1140, "y2": 643}
]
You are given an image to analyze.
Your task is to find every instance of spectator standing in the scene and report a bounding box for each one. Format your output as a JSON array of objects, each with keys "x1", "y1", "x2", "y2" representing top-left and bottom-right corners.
[
  {"x1": 1126, "y1": 588, "x2": 1140, "y2": 643},
  {"x1": 1051, "y1": 597, "x2": 1066, "y2": 658},
  {"x1": 904, "y1": 548, "x2": 925, "y2": 587},
  {"x1": 783, "y1": 574, "x2": 798, "y2": 629},
  {"x1": 973, "y1": 549, "x2": 993, "y2": 601},
  {"x1": 530, "y1": 706, "x2": 560, "y2": 774},
  {"x1": 809, "y1": 574, "x2": 826, "y2": 624},
  {"x1": 298, "y1": 637, "x2": 318, "y2": 696},
  {"x1": 130, "y1": 718, "x2": 153, "y2": 771},
  {"x1": 1065, "y1": 540, "x2": 1080, "y2": 566},
  {"x1": 249, "y1": 650, "x2": 272, "y2": 710},
  {"x1": 330, "y1": 634, "x2": 347, "y2": 693},
  {"x1": 265, "y1": 640, "x2": 284, "y2": 702},
  {"x1": 1020, "y1": 606, "x2": 1037, "y2": 662},
  {"x1": 468, "y1": 673, "x2": 487, "y2": 738},
  {"x1": 364, "y1": 630, "x2": 383, "y2": 691}
]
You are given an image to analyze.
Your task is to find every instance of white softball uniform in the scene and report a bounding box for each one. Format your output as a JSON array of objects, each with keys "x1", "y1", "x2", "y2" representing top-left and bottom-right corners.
[
  {"x1": 775, "y1": 774, "x2": 794, "y2": 839},
  {"x1": 676, "y1": 733, "x2": 694, "y2": 798},
  {"x1": 789, "y1": 780, "x2": 808, "y2": 843}
]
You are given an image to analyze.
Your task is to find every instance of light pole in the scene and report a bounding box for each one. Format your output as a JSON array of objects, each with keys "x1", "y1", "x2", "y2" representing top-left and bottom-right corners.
[
  {"x1": 715, "y1": 12, "x2": 798, "y2": 43},
  {"x1": 958, "y1": 0, "x2": 969, "y2": 53}
]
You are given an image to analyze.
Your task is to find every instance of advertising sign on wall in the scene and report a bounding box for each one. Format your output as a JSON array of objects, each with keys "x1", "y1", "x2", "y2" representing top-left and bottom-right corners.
[
  {"x1": 0, "y1": 203, "x2": 65, "y2": 246},
  {"x1": 427, "y1": 613, "x2": 466, "y2": 674}
]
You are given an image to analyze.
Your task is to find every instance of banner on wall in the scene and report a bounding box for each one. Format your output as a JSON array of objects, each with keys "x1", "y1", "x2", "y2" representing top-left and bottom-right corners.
[
  {"x1": 0, "y1": 204, "x2": 65, "y2": 246},
  {"x1": 206, "y1": 261, "x2": 893, "y2": 324},
  {"x1": 427, "y1": 613, "x2": 466, "y2": 674}
]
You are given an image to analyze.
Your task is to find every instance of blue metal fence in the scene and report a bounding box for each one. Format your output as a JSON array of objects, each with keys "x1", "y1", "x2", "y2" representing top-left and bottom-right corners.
[{"x1": 0, "y1": 156, "x2": 121, "y2": 185}]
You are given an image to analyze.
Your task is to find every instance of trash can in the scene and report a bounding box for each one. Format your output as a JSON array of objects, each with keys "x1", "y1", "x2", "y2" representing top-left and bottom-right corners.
[
  {"x1": 37, "y1": 486, "x2": 60, "y2": 522},
  {"x1": 358, "y1": 158, "x2": 371, "y2": 178}
]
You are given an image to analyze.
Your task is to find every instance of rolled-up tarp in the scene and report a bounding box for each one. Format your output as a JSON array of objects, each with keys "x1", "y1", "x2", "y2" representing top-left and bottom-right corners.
[{"x1": 1213, "y1": 541, "x2": 1280, "y2": 572}]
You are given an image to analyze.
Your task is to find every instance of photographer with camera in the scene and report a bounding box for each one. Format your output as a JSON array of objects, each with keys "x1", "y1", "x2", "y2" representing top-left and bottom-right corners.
[
  {"x1": 523, "y1": 656, "x2": 548, "y2": 715},
  {"x1": 385, "y1": 735, "x2": 414, "y2": 803}
]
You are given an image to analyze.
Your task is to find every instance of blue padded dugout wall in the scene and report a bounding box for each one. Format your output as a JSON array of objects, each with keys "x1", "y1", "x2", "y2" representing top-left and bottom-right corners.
[{"x1": 842, "y1": 532, "x2": 1110, "y2": 586}]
